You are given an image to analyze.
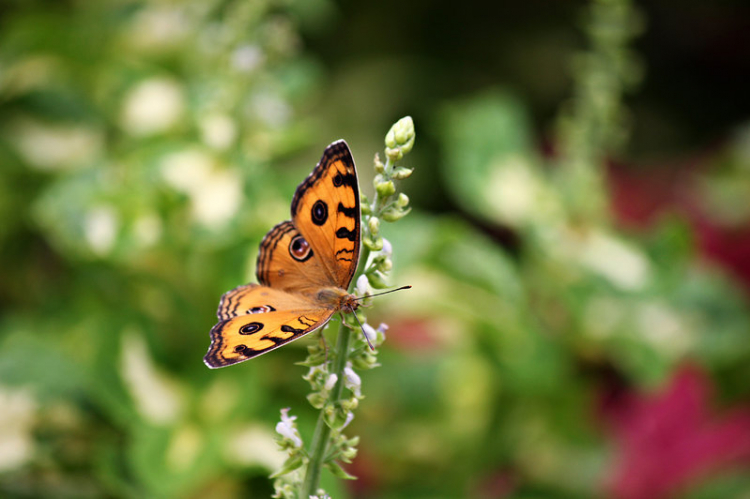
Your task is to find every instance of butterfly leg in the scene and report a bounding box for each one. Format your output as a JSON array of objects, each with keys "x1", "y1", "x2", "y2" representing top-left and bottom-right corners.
[{"x1": 315, "y1": 329, "x2": 329, "y2": 364}]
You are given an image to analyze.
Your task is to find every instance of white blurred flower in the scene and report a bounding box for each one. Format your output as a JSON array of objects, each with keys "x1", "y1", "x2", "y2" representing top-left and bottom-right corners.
[
  {"x1": 11, "y1": 118, "x2": 102, "y2": 170},
  {"x1": 160, "y1": 149, "x2": 213, "y2": 192},
  {"x1": 577, "y1": 230, "x2": 651, "y2": 291},
  {"x1": 488, "y1": 155, "x2": 537, "y2": 224},
  {"x1": 637, "y1": 302, "x2": 692, "y2": 356},
  {"x1": 275, "y1": 408, "x2": 302, "y2": 448},
  {"x1": 120, "y1": 78, "x2": 185, "y2": 136},
  {"x1": 354, "y1": 274, "x2": 369, "y2": 297},
  {"x1": 84, "y1": 205, "x2": 119, "y2": 256},
  {"x1": 225, "y1": 424, "x2": 285, "y2": 470},
  {"x1": 160, "y1": 149, "x2": 242, "y2": 227},
  {"x1": 120, "y1": 330, "x2": 183, "y2": 425},
  {"x1": 199, "y1": 113, "x2": 237, "y2": 150},
  {"x1": 324, "y1": 374, "x2": 338, "y2": 391},
  {"x1": 191, "y1": 169, "x2": 242, "y2": 226},
  {"x1": 343, "y1": 364, "x2": 361, "y2": 398},
  {"x1": 0, "y1": 386, "x2": 36, "y2": 471},
  {"x1": 487, "y1": 155, "x2": 563, "y2": 226},
  {"x1": 231, "y1": 44, "x2": 264, "y2": 73}
]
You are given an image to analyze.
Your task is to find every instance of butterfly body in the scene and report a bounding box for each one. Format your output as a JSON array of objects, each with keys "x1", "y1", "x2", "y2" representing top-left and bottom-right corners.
[{"x1": 205, "y1": 141, "x2": 361, "y2": 368}]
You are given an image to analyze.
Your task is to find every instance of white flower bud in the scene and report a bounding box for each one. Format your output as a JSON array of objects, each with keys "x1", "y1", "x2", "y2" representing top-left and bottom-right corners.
[
  {"x1": 275, "y1": 408, "x2": 302, "y2": 448},
  {"x1": 324, "y1": 373, "x2": 338, "y2": 391},
  {"x1": 343, "y1": 364, "x2": 362, "y2": 398},
  {"x1": 381, "y1": 238, "x2": 392, "y2": 257},
  {"x1": 355, "y1": 274, "x2": 370, "y2": 297},
  {"x1": 341, "y1": 411, "x2": 355, "y2": 429},
  {"x1": 362, "y1": 323, "x2": 377, "y2": 344}
]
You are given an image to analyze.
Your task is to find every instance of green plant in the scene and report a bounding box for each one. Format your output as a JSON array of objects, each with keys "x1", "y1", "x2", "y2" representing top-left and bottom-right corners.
[{"x1": 271, "y1": 117, "x2": 415, "y2": 498}]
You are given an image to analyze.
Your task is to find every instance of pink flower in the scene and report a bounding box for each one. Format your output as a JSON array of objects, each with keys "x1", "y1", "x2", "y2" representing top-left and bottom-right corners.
[{"x1": 602, "y1": 365, "x2": 750, "y2": 499}]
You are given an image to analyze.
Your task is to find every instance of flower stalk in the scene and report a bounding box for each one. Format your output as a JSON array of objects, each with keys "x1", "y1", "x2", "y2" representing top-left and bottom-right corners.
[{"x1": 272, "y1": 117, "x2": 415, "y2": 498}]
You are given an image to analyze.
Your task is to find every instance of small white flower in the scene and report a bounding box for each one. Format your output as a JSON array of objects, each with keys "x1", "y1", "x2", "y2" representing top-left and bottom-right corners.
[
  {"x1": 275, "y1": 408, "x2": 302, "y2": 448},
  {"x1": 355, "y1": 274, "x2": 370, "y2": 297},
  {"x1": 377, "y1": 323, "x2": 389, "y2": 341},
  {"x1": 362, "y1": 323, "x2": 377, "y2": 344},
  {"x1": 323, "y1": 374, "x2": 338, "y2": 391},
  {"x1": 341, "y1": 411, "x2": 355, "y2": 430},
  {"x1": 279, "y1": 407, "x2": 296, "y2": 425},
  {"x1": 305, "y1": 364, "x2": 327, "y2": 382},
  {"x1": 343, "y1": 364, "x2": 361, "y2": 398},
  {"x1": 381, "y1": 238, "x2": 393, "y2": 257}
]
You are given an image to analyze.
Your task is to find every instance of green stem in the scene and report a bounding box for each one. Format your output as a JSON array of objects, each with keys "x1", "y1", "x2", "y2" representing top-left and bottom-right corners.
[
  {"x1": 300, "y1": 247, "x2": 370, "y2": 497},
  {"x1": 300, "y1": 319, "x2": 352, "y2": 497},
  {"x1": 299, "y1": 149, "x2": 389, "y2": 497}
]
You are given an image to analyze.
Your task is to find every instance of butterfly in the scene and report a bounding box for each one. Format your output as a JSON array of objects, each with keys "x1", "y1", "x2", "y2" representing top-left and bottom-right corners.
[{"x1": 204, "y1": 140, "x2": 362, "y2": 368}]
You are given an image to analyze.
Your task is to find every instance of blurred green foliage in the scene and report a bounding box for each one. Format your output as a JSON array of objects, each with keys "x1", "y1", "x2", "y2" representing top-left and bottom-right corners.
[{"x1": 1, "y1": 0, "x2": 750, "y2": 498}]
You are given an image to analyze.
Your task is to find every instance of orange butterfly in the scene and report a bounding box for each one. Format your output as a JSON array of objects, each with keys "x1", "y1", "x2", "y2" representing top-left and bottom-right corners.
[{"x1": 204, "y1": 141, "x2": 361, "y2": 368}]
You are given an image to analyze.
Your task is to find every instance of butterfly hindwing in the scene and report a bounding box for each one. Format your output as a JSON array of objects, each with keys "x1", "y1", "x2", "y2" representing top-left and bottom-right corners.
[
  {"x1": 290, "y1": 140, "x2": 361, "y2": 290},
  {"x1": 205, "y1": 309, "x2": 335, "y2": 367},
  {"x1": 205, "y1": 284, "x2": 335, "y2": 368},
  {"x1": 216, "y1": 283, "x2": 321, "y2": 321}
]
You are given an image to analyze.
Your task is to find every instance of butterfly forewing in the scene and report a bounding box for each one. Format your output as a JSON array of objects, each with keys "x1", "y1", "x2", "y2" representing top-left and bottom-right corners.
[
  {"x1": 290, "y1": 140, "x2": 361, "y2": 290},
  {"x1": 255, "y1": 222, "x2": 334, "y2": 295}
]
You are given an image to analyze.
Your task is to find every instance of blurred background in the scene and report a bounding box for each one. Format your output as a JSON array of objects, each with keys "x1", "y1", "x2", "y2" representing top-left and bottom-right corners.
[{"x1": 1, "y1": 0, "x2": 750, "y2": 498}]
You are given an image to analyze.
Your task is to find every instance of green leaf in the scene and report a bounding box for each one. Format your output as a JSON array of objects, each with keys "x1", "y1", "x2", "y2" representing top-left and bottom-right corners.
[
  {"x1": 325, "y1": 460, "x2": 357, "y2": 480},
  {"x1": 270, "y1": 455, "x2": 305, "y2": 479}
]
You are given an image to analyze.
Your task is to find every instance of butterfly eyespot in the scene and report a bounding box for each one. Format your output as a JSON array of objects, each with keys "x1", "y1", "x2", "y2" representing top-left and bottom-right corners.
[
  {"x1": 289, "y1": 235, "x2": 313, "y2": 262},
  {"x1": 332, "y1": 173, "x2": 343, "y2": 187},
  {"x1": 234, "y1": 344, "x2": 249, "y2": 353},
  {"x1": 311, "y1": 200, "x2": 328, "y2": 226},
  {"x1": 239, "y1": 322, "x2": 264, "y2": 334},
  {"x1": 249, "y1": 305, "x2": 276, "y2": 314}
]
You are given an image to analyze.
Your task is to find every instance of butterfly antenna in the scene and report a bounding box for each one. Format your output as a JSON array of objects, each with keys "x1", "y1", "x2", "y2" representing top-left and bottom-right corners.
[
  {"x1": 354, "y1": 285, "x2": 412, "y2": 302},
  {"x1": 347, "y1": 305, "x2": 375, "y2": 351}
]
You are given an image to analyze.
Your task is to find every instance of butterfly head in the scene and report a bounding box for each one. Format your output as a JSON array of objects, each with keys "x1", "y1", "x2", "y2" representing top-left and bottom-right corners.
[{"x1": 316, "y1": 287, "x2": 360, "y2": 312}]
